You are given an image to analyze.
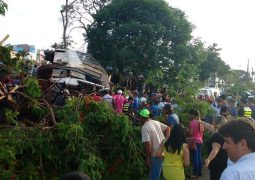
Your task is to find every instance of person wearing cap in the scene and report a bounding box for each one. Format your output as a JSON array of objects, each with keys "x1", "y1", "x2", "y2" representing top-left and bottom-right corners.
[
  {"x1": 238, "y1": 98, "x2": 252, "y2": 118},
  {"x1": 113, "y1": 89, "x2": 127, "y2": 114},
  {"x1": 139, "y1": 109, "x2": 170, "y2": 180}
]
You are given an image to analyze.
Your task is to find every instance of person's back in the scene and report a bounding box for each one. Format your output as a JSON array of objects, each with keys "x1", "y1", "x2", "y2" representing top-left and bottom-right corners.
[
  {"x1": 163, "y1": 145, "x2": 185, "y2": 180},
  {"x1": 189, "y1": 119, "x2": 204, "y2": 143},
  {"x1": 102, "y1": 93, "x2": 113, "y2": 108},
  {"x1": 140, "y1": 109, "x2": 170, "y2": 180},
  {"x1": 142, "y1": 120, "x2": 166, "y2": 156},
  {"x1": 167, "y1": 113, "x2": 179, "y2": 127},
  {"x1": 238, "y1": 98, "x2": 252, "y2": 118},
  {"x1": 188, "y1": 109, "x2": 204, "y2": 178},
  {"x1": 133, "y1": 96, "x2": 141, "y2": 111},
  {"x1": 164, "y1": 104, "x2": 179, "y2": 127},
  {"x1": 157, "y1": 124, "x2": 189, "y2": 180},
  {"x1": 150, "y1": 102, "x2": 159, "y2": 117},
  {"x1": 113, "y1": 90, "x2": 127, "y2": 114}
]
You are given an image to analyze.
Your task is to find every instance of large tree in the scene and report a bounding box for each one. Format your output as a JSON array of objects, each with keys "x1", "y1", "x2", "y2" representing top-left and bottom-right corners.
[
  {"x1": 223, "y1": 69, "x2": 254, "y2": 95},
  {"x1": 86, "y1": 0, "x2": 202, "y2": 89},
  {"x1": 199, "y1": 43, "x2": 230, "y2": 82}
]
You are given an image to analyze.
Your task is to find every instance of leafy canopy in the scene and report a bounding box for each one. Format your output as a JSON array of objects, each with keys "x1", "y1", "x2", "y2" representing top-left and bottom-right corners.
[{"x1": 86, "y1": 0, "x2": 194, "y2": 80}]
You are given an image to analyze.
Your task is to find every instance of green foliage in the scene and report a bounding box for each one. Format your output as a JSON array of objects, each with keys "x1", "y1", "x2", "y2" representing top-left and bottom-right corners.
[
  {"x1": 223, "y1": 69, "x2": 254, "y2": 95},
  {"x1": 31, "y1": 105, "x2": 48, "y2": 120},
  {"x1": 4, "y1": 109, "x2": 19, "y2": 125},
  {"x1": 0, "y1": 0, "x2": 8, "y2": 16},
  {"x1": 175, "y1": 96, "x2": 215, "y2": 126},
  {"x1": 23, "y1": 78, "x2": 42, "y2": 98},
  {"x1": 199, "y1": 43, "x2": 230, "y2": 82},
  {"x1": 86, "y1": 0, "x2": 194, "y2": 86},
  {"x1": 0, "y1": 45, "x2": 16, "y2": 67},
  {"x1": 0, "y1": 46, "x2": 29, "y2": 79},
  {"x1": 80, "y1": 99, "x2": 147, "y2": 179},
  {"x1": 0, "y1": 96, "x2": 147, "y2": 179}
]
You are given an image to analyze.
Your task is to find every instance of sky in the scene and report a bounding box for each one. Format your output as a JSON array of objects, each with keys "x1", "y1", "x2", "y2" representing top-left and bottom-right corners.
[{"x1": 1, "y1": 0, "x2": 255, "y2": 71}]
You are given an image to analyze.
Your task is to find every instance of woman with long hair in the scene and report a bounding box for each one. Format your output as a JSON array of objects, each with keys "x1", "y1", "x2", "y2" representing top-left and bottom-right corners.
[
  {"x1": 156, "y1": 124, "x2": 190, "y2": 180},
  {"x1": 197, "y1": 115, "x2": 228, "y2": 180}
]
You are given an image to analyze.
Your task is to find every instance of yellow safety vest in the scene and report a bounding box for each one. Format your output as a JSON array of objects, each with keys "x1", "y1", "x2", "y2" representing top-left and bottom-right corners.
[{"x1": 244, "y1": 107, "x2": 252, "y2": 117}]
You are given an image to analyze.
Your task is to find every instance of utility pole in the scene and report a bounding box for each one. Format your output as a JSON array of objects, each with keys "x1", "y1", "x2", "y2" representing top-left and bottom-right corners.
[
  {"x1": 247, "y1": 59, "x2": 250, "y2": 74},
  {"x1": 252, "y1": 67, "x2": 254, "y2": 82},
  {"x1": 246, "y1": 59, "x2": 250, "y2": 81}
]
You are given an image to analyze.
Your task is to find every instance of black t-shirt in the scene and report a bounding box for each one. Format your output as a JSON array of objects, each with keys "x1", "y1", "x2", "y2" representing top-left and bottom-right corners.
[
  {"x1": 238, "y1": 106, "x2": 245, "y2": 117},
  {"x1": 207, "y1": 133, "x2": 228, "y2": 171}
]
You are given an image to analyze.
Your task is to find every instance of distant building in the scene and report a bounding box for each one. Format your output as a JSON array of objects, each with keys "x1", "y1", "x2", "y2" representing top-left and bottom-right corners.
[{"x1": 12, "y1": 44, "x2": 36, "y2": 60}]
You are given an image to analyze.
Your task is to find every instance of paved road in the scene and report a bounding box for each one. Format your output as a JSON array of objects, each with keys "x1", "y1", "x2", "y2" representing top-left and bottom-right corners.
[{"x1": 186, "y1": 168, "x2": 210, "y2": 180}]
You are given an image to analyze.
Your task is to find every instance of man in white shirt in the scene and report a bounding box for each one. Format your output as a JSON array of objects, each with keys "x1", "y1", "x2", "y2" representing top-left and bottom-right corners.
[
  {"x1": 139, "y1": 109, "x2": 170, "y2": 180},
  {"x1": 101, "y1": 90, "x2": 113, "y2": 108},
  {"x1": 219, "y1": 118, "x2": 255, "y2": 180}
]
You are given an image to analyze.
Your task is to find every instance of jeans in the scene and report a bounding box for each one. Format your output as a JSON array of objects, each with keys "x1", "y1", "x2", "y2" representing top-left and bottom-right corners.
[
  {"x1": 191, "y1": 143, "x2": 202, "y2": 176},
  {"x1": 150, "y1": 156, "x2": 163, "y2": 180}
]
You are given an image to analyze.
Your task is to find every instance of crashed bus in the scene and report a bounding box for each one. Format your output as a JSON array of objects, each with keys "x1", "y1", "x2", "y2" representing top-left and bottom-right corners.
[{"x1": 37, "y1": 49, "x2": 110, "y2": 94}]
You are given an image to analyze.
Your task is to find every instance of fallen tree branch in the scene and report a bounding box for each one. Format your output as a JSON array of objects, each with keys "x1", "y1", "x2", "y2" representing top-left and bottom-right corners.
[{"x1": 40, "y1": 99, "x2": 57, "y2": 126}]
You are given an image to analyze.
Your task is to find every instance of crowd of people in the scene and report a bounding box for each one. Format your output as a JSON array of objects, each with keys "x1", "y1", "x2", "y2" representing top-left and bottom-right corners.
[
  {"x1": 134, "y1": 92, "x2": 255, "y2": 180},
  {"x1": 2, "y1": 62, "x2": 255, "y2": 180},
  {"x1": 82, "y1": 87, "x2": 255, "y2": 180}
]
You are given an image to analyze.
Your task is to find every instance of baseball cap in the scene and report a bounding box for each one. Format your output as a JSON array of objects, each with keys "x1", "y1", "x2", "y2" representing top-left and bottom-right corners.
[
  {"x1": 140, "y1": 97, "x2": 147, "y2": 102},
  {"x1": 226, "y1": 96, "x2": 233, "y2": 100},
  {"x1": 117, "y1": 90, "x2": 122, "y2": 94},
  {"x1": 139, "y1": 109, "x2": 150, "y2": 118}
]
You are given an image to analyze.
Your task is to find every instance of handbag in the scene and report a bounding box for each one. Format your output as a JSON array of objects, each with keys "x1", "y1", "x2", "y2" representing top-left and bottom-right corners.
[{"x1": 186, "y1": 137, "x2": 196, "y2": 150}]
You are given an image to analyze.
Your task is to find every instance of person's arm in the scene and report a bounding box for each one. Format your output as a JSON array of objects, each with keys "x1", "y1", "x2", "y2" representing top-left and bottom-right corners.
[
  {"x1": 187, "y1": 123, "x2": 194, "y2": 137},
  {"x1": 183, "y1": 144, "x2": 190, "y2": 167},
  {"x1": 164, "y1": 126, "x2": 170, "y2": 139},
  {"x1": 197, "y1": 120, "x2": 215, "y2": 133},
  {"x1": 156, "y1": 141, "x2": 164, "y2": 158},
  {"x1": 204, "y1": 142, "x2": 221, "y2": 168},
  {"x1": 144, "y1": 141, "x2": 151, "y2": 167}
]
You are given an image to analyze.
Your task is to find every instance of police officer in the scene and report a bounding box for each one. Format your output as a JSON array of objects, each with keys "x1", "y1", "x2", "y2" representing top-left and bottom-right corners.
[{"x1": 238, "y1": 98, "x2": 252, "y2": 118}]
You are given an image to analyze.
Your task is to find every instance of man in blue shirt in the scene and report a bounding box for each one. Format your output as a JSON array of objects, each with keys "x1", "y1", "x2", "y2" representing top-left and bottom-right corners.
[
  {"x1": 133, "y1": 90, "x2": 141, "y2": 111},
  {"x1": 163, "y1": 104, "x2": 179, "y2": 127}
]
